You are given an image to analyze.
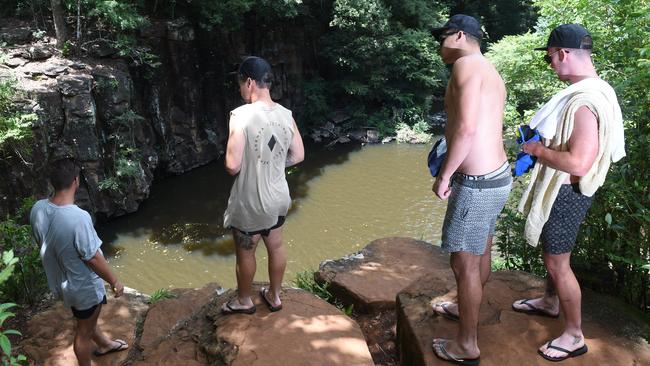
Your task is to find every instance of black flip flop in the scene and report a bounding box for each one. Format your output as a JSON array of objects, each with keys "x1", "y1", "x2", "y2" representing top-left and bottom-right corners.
[
  {"x1": 260, "y1": 287, "x2": 282, "y2": 312},
  {"x1": 512, "y1": 299, "x2": 560, "y2": 318},
  {"x1": 221, "y1": 300, "x2": 256, "y2": 315},
  {"x1": 432, "y1": 339, "x2": 480, "y2": 366},
  {"x1": 93, "y1": 339, "x2": 128, "y2": 357},
  {"x1": 433, "y1": 302, "x2": 460, "y2": 321},
  {"x1": 538, "y1": 340, "x2": 588, "y2": 362}
]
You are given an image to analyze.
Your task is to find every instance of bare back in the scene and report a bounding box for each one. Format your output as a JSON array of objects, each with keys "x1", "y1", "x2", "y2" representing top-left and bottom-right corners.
[{"x1": 444, "y1": 54, "x2": 507, "y2": 175}]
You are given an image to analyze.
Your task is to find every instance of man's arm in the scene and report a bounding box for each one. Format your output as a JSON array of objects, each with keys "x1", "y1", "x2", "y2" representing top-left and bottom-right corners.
[
  {"x1": 523, "y1": 106, "x2": 598, "y2": 176},
  {"x1": 225, "y1": 113, "x2": 245, "y2": 175},
  {"x1": 85, "y1": 251, "x2": 124, "y2": 297},
  {"x1": 433, "y1": 58, "x2": 482, "y2": 199},
  {"x1": 286, "y1": 118, "x2": 304, "y2": 167}
]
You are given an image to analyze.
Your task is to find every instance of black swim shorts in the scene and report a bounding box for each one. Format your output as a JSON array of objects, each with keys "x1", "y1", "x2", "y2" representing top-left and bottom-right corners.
[
  {"x1": 232, "y1": 216, "x2": 286, "y2": 237},
  {"x1": 71, "y1": 295, "x2": 107, "y2": 319},
  {"x1": 540, "y1": 184, "x2": 593, "y2": 255}
]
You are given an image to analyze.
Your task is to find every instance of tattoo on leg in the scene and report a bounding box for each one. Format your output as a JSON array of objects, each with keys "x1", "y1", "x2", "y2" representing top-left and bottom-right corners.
[
  {"x1": 233, "y1": 230, "x2": 255, "y2": 250},
  {"x1": 572, "y1": 335, "x2": 582, "y2": 345}
]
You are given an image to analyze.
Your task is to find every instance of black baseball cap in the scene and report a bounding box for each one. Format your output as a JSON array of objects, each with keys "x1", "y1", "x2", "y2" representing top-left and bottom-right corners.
[
  {"x1": 430, "y1": 14, "x2": 483, "y2": 41},
  {"x1": 238, "y1": 56, "x2": 272, "y2": 83},
  {"x1": 534, "y1": 24, "x2": 592, "y2": 51}
]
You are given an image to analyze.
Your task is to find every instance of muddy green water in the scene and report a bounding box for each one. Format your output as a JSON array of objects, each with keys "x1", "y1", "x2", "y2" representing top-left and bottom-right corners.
[{"x1": 99, "y1": 143, "x2": 447, "y2": 294}]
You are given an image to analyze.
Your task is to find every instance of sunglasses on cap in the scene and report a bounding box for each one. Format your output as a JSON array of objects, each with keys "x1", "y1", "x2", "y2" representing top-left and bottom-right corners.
[
  {"x1": 436, "y1": 31, "x2": 459, "y2": 43},
  {"x1": 543, "y1": 49, "x2": 566, "y2": 64}
]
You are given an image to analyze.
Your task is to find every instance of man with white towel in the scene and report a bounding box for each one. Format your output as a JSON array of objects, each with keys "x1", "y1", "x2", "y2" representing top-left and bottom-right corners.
[{"x1": 512, "y1": 24, "x2": 625, "y2": 362}]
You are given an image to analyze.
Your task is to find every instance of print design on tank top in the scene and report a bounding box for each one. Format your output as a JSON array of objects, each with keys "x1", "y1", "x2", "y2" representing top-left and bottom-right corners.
[{"x1": 253, "y1": 120, "x2": 291, "y2": 165}]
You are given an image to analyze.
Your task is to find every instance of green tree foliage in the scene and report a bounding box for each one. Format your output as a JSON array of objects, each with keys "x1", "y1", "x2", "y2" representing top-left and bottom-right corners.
[
  {"x1": 444, "y1": 0, "x2": 538, "y2": 41},
  {"x1": 0, "y1": 78, "x2": 36, "y2": 163},
  {"x1": 490, "y1": 0, "x2": 650, "y2": 311},
  {"x1": 0, "y1": 251, "x2": 28, "y2": 366},
  {"x1": 195, "y1": 0, "x2": 302, "y2": 31},
  {"x1": 317, "y1": 0, "x2": 447, "y2": 133},
  {"x1": 0, "y1": 198, "x2": 47, "y2": 306}
]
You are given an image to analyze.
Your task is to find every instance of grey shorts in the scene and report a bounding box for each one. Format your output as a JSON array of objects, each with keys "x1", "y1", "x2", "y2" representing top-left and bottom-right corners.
[
  {"x1": 441, "y1": 163, "x2": 512, "y2": 255},
  {"x1": 541, "y1": 184, "x2": 593, "y2": 254}
]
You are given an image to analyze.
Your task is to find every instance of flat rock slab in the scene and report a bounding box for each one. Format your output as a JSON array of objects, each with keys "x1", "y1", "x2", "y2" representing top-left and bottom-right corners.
[
  {"x1": 21, "y1": 288, "x2": 148, "y2": 366},
  {"x1": 397, "y1": 270, "x2": 650, "y2": 366},
  {"x1": 138, "y1": 283, "x2": 223, "y2": 351},
  {"x1": 316, "y1": 237, "x2": 450, "y2": 313},
  {"x1": 204, "y1": 286, "x2": 374, "y2": 366}
]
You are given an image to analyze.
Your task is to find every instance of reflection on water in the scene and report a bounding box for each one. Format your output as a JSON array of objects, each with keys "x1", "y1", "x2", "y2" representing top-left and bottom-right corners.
[{"x1": 99, "y1": 142, "x2": 447, "y2": 294}]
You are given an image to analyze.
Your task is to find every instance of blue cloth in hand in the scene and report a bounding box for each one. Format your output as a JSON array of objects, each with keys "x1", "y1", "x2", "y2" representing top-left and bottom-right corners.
[
  {"x1": 428, "y1": 137, "x2": 447, "y2": 177},
  {"x1": 513, "y1": 125, "x2": 540, "y2": 177}
]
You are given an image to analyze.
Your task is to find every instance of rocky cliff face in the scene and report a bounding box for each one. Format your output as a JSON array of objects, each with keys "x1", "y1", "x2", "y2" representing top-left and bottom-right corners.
[{"x1": 0, "y1": 18, "x2": 310, "y2": 219}]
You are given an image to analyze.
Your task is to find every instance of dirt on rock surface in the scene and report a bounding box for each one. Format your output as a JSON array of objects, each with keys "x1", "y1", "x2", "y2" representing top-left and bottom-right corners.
[
  {"x1": 201, "y1": 285, "x2": 374, "y2": 366},
  {"x1": 20, "y1": 288, "x2": 149, "y2": 366},
  {"x1": 397, "y1": 270, "x2": 650, "y2": 366},
  {"x1": 316, "y1": 237, "x2": 450, "y2": 313}
]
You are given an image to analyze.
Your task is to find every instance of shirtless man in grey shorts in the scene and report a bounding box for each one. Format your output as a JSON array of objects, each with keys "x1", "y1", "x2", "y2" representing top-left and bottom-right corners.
[{"x1": 430, "y1": 14, "x2": 511, "y2": 365}]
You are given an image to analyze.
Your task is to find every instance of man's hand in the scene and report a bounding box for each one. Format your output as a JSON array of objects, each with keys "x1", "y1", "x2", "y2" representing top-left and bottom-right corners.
[
  {"x1": 111, "y1": 280, "x2": 124, "y2": 298},
  {"x1": 522, "y1": 141, "x2": 544, "y2": 156},
  {"x1": 432, "y1": 176, "x2": 452, "y2": 200}
]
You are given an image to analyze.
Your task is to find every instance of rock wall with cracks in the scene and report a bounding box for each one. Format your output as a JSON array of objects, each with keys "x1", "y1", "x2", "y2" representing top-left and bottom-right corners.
[{"x1": 0, "y1": 17, "x2": 310, "y2": 220}]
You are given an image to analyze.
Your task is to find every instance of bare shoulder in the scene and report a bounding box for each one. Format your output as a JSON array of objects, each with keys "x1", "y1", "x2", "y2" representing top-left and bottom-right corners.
[
  {"x1": 574, "y1": 105, "x2": 598, "y2": 125},
  {"x1": 576, "y1": 105, "x2": 597, "y2": 117},
  {"x1": 450, "y1": 56, "x2": 486, "y2": 89},
  {"x1": 452, "y1": 55, "x2": 487, "y2": 80}
]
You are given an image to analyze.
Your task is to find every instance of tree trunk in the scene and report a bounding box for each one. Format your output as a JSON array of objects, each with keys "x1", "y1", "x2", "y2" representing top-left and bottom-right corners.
[{"x1": 50, "y1": 0, "x2": 67, "y2": 48}]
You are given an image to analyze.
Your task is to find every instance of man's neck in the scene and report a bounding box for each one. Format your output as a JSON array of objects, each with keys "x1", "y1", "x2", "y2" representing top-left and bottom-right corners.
[
  {"x1": 452, "y1": 47, "x2": 482, "y2": 63},
  {"x1": 565, "y1": 62, "x2": 599, "y2": 84},
  {"x1": 50, "y1": 190, "x2": 75, "y2": 206},
  {"x1": 250, "y1": 90, "x2": 274, "y2": 106},
  {"x1": 567, "y1": 71, "x2": 599, "y2": 84}
]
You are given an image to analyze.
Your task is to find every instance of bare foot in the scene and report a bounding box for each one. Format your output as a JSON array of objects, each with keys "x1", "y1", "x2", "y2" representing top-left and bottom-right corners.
[
  {"x1": 432, "y1": 301, "x2": 459, "y2": 321},
  {"x1": 432, "y1": 338, "x2": 480, "y2": 364},
  {"x1": 512, "y1": 297, "x2": 559, "y2": 317},
  {"x1": 94, "y1": 339, "x2": 128, "y2": 356},
  {"x1": 538, "y1": 333, "x2": 587, "y2": 361},
  {"x1": 221, "y1": 297, "x2": 256, "y2": 314}
]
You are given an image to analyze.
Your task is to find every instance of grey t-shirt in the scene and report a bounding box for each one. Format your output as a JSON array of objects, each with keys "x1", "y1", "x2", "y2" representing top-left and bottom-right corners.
[
  {"x1": 223, "y1": 102, "x2": 294, "y2": 231},
  {"x1": 31, "y1": 199, "x2": 106, "y2": 310}
]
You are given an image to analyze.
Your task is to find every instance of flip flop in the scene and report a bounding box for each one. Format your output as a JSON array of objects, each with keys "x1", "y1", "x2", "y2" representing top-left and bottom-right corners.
[
  {"x1": 93, "y1": 339, "x2": 128, "y2": 357},
  {"x1": 512, "y1": 299, "x2": 559, "y2": 318},
  {"x1": 432, "y1": 339, "x2": 480, "y2": 366},
  {"x1": 260, "y1": 287, "x2": 282, "y2": 312},
  {"x1": 221, "y1": 300, "x2": 256, "y2": 315},
  {"x1": 433, "y1": 301, "x2": 459, "y2": 321},
  {"x1": 538, "y1": 340, "x2": 588, "y2": 362}
]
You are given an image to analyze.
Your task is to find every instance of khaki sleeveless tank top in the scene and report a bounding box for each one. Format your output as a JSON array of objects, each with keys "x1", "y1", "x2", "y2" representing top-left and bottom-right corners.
[{"x1": 223, "y1": 101, "x2": 294, "y2": 231}]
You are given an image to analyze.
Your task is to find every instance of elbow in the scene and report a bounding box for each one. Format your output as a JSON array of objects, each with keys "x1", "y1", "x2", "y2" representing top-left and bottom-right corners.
[
  {"x1": 572, "y1": 164, "x2": 592, "y2": 177},
  {"x1": 224, "y1": 160, "x2": 240, "y2": 176},
  {"x1": 225, "y1": 166, "x2": 240, "y2": 176},
  {"x1": 570, "y1": 159, "x2": 594, "y2": 177}
]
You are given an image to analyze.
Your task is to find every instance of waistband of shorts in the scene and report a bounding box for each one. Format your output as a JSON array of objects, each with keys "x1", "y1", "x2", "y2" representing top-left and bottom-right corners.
[
  {"x1": 454, "y1": 175, "x2": 512, "y2": 189},
  {"x1": 455, "y1": 161, "x2": 510, "y2": 181},
  {"x1": 230, "y1": 216, "x2": 286, "y2": 237}
]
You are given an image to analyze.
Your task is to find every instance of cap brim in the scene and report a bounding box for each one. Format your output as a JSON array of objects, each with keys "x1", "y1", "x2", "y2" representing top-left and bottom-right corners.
[
  {"x1": 430, "y1": 27, "x2": 449, "y2": 37},
  {"x1": 533, "y1": 47, "x2": 548, "y2": 51}
]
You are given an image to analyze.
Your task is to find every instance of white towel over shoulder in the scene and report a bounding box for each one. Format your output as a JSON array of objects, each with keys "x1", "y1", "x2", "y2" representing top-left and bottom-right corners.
[{"x1": 518, "y1": 77, "x2": 626, "y2": 246}]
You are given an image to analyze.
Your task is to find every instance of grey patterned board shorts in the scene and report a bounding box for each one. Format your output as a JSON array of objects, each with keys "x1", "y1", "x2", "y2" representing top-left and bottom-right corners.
[
  {"x1": 441, "y1": 162, "x2": 512, "y2": 256},
  {"x1": 540, "y1": 184, "x2": 593, "y2": 254}
]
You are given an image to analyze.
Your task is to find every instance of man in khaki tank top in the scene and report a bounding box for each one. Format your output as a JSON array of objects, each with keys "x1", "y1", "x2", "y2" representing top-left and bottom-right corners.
[
  {"x1": 429, "y1": 15, "x2": 511, "y2": 365},
  {"x1": 222, "y1": 56, "x2": 304, "y2": 314}
]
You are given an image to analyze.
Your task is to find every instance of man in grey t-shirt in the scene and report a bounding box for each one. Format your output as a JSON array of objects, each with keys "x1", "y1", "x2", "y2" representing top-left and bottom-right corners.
[
  {"x1": 222, "y1": 56, "x2": 304, "y2": 314},
  {"x1": 31, "y1": 158, "x2": 128, "y2": 365}
]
